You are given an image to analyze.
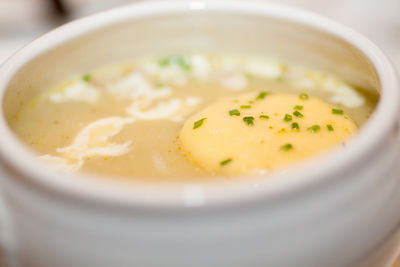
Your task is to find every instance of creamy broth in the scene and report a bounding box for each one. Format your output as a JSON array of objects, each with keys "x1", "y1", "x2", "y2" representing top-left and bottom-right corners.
[{"x1": 9, "y1": 55, "x2": 378, "y2": 181}]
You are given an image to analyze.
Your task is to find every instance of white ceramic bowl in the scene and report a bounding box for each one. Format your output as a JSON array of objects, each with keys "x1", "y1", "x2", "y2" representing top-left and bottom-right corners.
[{"x1": 0, "y1": 1, "x2": 399, "y2": 267}]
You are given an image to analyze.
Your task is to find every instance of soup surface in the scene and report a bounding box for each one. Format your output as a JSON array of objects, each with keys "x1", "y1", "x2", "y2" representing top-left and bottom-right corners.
[{"x1": 9, "y1": 55, "x2": 378, "y2": 181}]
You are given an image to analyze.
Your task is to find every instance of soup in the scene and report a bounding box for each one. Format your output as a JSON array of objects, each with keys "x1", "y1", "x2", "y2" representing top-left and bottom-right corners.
[{"x1": 9, "y1": 55, "x2": 378, "y2": 181}]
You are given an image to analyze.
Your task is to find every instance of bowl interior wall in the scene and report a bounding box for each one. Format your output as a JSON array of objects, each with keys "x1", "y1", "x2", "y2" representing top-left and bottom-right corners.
[{"x1": 3, "y1": 10, "x2": 379, "y2": 120}]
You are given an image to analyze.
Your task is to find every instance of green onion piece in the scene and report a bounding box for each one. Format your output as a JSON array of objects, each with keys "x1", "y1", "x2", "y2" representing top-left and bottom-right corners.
[
  {"x1": 281, "y1": 143, "x2": 293, "y2": 151},
  {"x1": 293, "y1": 111, "x2": 304, "y2": 118},
  {"x1": 175, "y1": 57, "x2": 191, "y2": 71},
  {"x1": 193, "y1": 118, "x2": 207, "y2": 129},
  {"x1": 243, "y1": 116, "x2": 255, "y2": 126},
  {"x1": 283, "y1": 114, "x2": 292, "y2": 122},
  {"x1": 158, "y1": 56, "x2": 191, "y2": 71},
  {"x1": 240, "y1": 105, "x2": 251, "y2": 109},
  {"x1": 229, "y1": 109, "x2": 240, "y2": 116},
  {"x1": 245, "y1": 73, "x2": 253, "y2": 80},
  {"x1": 327, "y1": 124, "x2": 334, "y2": 131},
  {"x1": 155, "y1": 82, "x2": 164, "y2": 88},
  {"x1": 294, "y1": 105, "x2": 304, "y2": 110},
  {"x1": 220, "y1": 158, "x2": 233, "y2": 166},
  {"x1": 299, "y1": 93, "x2": 309, "y2": 100},
  {"x1": 256, "y1": 91, "x2": 271, "y2": 100},
  {"x1": 276, "y1": 76, "x2": 285, "y2": 82},
  {"x1": 82, "y1": 74, "x2": 91, "y2": 82},
  {"x1": 291, "y1": 122, "x2": 299, "y2": 130},
  {"x1": 307, "y1": 125, "x2": 321, "y2": 133},
  {"x1": 158, "y1": 57, "x2": 170, "y2": 66},
  {"x1": 259, "y1": 115, "x2": 270, "y2": 120},
  {"x1": 332, "y1": 108, "x2": 344, "y2": 115}
]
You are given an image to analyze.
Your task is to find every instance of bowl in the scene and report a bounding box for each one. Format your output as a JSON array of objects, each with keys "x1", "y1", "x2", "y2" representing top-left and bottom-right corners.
[{"x1": 0, "y1": 1, "x2": 399, "y2": 267}]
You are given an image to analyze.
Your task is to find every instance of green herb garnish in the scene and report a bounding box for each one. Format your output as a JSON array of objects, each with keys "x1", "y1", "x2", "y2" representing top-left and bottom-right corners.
[
  {"x1": 291, "y1": 122, "x2": 299, "y2": 130},
  {"x1": 240, "y1": 105, "x2": 251, "y2": 109},
  {"x1": 243, "y1": 116, "x2": 255, "y2": 126},
  {"x1": 293, "y1": 111, "x2": 304, "y2": 118},
  {"x1": 158, "y1": 57, "x2": 170, "y2": 66},
  {"x1": 220, "y1": 158, "x2": 233, "y2": 166},
  {"x1": 229, "y1": 109, "x2": 240, "y2": 116},
  {"x1": 281, "y1": 143, "x2": 293, "y2": 151},
  {"x1": 256, "y1": 91, "x2": 271, "y2": 100},
  {"x1": 283, "y1": 114, "x2": 292, "y2": 122},
  {"x1": 82, "y1": 74, "x2": 91, "y2": 82},
  {"x1": 332, "y1": 108, "x2": 344, "y2": 115},
  {"x1": 155, "y1": 82, "x2": 164, "y2": 88},
  {"x1": 245, "y1": 73, "x2": 253, "y2": 80},
  {"x1": 294, "y1": 105, "x2": 304, "y2": 110},
  {"x1": 299, "y1": 93, "x2": 309, "y2": 100},
  {"x1": 276, "y1": 76, "x2": 285, "y2": 82},
  {"x1": 259, "y1": 115, "x2": 270, "y2": 120},
  {"x1": 176, "y1": 58, "x2": 191, "y2": 71},
  {"x1": 307, "y1": 125, "x2": 321, "y2": 133},
  {"x1": 327, "y1": 124, "x2": 334, "y2": 131},
  {"x1": 158, "y1": 56, "x2": 191, "y2": 71},
  {"x1": 193, "y1": 118, "x2": 207, "y2": 129}
]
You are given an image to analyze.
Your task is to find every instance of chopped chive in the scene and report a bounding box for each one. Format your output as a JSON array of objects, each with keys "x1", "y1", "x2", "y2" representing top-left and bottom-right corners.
[
  {"x1": 229, "y1": 109, "x2": 240, "y2": 116},
  {"x1": 283, "y1": 114, "x2": 292, "y2": 122},
  {"x1": 243, "y1": 116, "x2": 255, "y2": 126},
  {"x1": 158, "y1": 57, "x2": 170, "y2": 66},
  {"x1": 175, "y1": 57, "x2": 191, "y2": 71},
  {"x1": 158, "y1": 56, "x2": 191, "y2": 71},
  {"x1": 82, "y1": 74, "x2": 91, "y2": 82},
  {"x1": 245, "y1": 73, "x2": 253, "y2": 80},
  {"x1": 299, "y1": 93, "x2": 309, "y2": 100},
  {"x1": 276, "y1": 76, "x2": 285, "y2": 82},
  {"x1": 155, "y1": 82, "x2": 164, "y2": 88},
  {"x1": 281, "y1": 143, "x2": 293, "y2": 151},
  {"x1": 291, "y1": 122, "x2": 299, "y2": 130},
  {"x1": 256, "y1": 91, "x2": 271, "y2": 100},
  {"x1": 307, "y1": 125, "x2": 321, "y2": 133},
  {"x1": 293, "y1": 111, "x2": 304, "y2": 118},
  {"x1": 248, "y1": 100, "x2": 255, "y2": 104},
  {"x1": 327, "y1": 124, "x2": 334, "y2": 131},
  {"x1": 193, "y1": 118, "x2": 207, "y2": 129},
  {"x1": 332, "y1": 108, "x2": 344, "y2": 115},
  {"x1": 220, "y1": 158, "x2": 233, "y2": 166},
  {"x1": 259, "y1": 115, "x2": 270, "y2": 120},
  {"x1": 240, "y1": 105, "x2": 251, "y2": 109},
  {"x1": 180, "y1": 64, "x2": 191, "y2": 71},
  {"x1": 294, "y1": 105, "x2": 304, "y2": 110}
]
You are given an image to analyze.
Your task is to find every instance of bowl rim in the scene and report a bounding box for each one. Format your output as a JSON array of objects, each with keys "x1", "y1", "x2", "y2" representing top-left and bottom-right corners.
[{"x1": 0, "y1": 0, "x2": 398, "y2": 210}]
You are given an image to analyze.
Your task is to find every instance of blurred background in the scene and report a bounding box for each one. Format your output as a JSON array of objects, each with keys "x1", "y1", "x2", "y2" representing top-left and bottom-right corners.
[{"x1": 0, "y1": 0, "x2": 399, "y2": 70}]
